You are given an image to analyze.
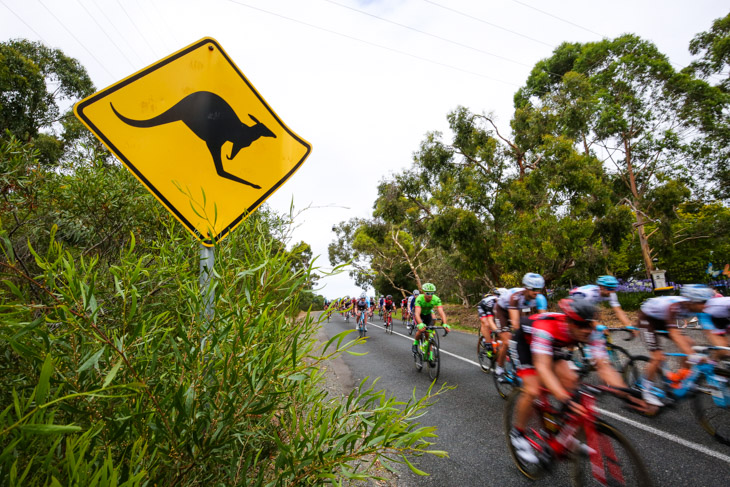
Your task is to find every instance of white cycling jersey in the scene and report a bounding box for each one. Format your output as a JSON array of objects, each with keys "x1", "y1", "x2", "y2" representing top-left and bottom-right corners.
[
  {"x1": 640, "y1": 296, "x2": 689, "y2": 320},
  {"x1": 570, "y1": 285, "x2": 621, "y2": 308},
  {"x1": 704, "y1": 297, "x2": 730, "y2": 319},
  {"x1": 497, "y1": 287, "x2": 540, "y2": 310}
]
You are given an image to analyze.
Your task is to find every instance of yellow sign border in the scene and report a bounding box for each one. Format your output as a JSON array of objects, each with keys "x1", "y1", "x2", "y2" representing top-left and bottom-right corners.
[{"x1": 74, "y1": 37, "x2": 312, "y2": 246}]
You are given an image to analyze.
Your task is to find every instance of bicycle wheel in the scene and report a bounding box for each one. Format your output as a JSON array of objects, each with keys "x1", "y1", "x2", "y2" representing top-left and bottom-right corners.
[
  {"x1": 428, "y1": 334, "x2": 440, "y2": 381},
  {"x1": 494, "y1": 353, "x2": 518, "y2": 400},
  {"x1": 692, "y1": 375, "x2": 730, "y2": 445},
  {"x1": 622, "y1": 355, "x2": 652, "y2": 388},
  {"x1": 607, "y1": 345, "x2": 633, "y2": 375},
  {"x1": 503, "y1": 388, "x2": 549, "y2": 480},
  {"x1": 478, "y1": 336, "x2": 492, "y2": 373},
  {"x1": 571, "y1": 420, "x2": 653, "y2": 487},
  {"x1": 414, "y1": 340, "x2": 424, "y2": 372},
  {"x1": 388, "y1": 317, "x2": 393, "y2": 334},
  {"x1": 408, "y1": 321, "x2": 415, "y2": 336}
]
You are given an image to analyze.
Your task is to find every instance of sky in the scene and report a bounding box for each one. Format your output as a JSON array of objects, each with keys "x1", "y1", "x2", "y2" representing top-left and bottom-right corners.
[{"x1": 2, "y1": 0, "x2": 728, "y2": 298}]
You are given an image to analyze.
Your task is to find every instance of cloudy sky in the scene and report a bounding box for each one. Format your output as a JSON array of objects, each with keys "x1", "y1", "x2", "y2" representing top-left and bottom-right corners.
[{"x1": 2, "y1": 0, "x2": 728, "y2": 298}]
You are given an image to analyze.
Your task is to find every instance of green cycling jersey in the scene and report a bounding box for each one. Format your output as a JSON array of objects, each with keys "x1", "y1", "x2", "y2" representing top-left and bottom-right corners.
[{"x1": 415, "y1": 294, "x2": 443, "y2": 316}]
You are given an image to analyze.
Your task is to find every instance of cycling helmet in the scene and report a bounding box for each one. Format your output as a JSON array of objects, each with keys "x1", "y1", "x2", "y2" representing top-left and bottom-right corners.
[
  {"x1": 522, "y1": 273, "x2": 545, "y2": 290},
  {"x1": 422, "y1": 282, "x2": 437, "y2": 293},
  {"x1": 497, "y1": 287, "x2": 508, "y2": 296},
  {"x1": 596, "y1": 275, "x2": 619, "y2": 290},
  {"x1": 680, "y1": 284, "x2": 714, "y2": 303},
  {"x1": 559, "y1": 297, "x2": 596, "y2": 323},
  {"x1": 413, "y1": 290, "x2": 420, "y2": 295},
  {"x1": 386, "y1": 294, "x2": 392, "y2": 299},
  {"x1": 360, "y1": 292, "x2": 367, "y2": 299}
]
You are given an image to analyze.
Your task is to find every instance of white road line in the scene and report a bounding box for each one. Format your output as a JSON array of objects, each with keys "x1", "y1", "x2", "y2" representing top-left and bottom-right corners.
[
  {"x1": 364, "y1": 319, "x2": 730, "y2": 464},
  {"x1": 596, "y1": 407, "x2": 730, "y2": 463}
]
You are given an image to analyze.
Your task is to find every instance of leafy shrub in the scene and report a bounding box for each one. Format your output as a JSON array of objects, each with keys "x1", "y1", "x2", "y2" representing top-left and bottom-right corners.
[{"x1": 0, "y1": 141, "x2": 446, "y2": 485}]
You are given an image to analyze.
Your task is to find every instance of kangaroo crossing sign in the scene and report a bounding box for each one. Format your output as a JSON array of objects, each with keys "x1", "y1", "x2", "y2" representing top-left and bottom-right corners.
[{"x1": 74, "y1": 37, "x2": 312, "y2": 246}]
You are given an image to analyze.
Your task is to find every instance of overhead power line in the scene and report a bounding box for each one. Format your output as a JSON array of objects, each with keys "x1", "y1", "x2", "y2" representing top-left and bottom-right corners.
[
  {"x1": 115, "y1": 0, "x2": 160, "y2": 59},
  {"x1": 511, "y1": 0, "x2": 607, "y2": 38},
  {"x1": 223, "y1": 0, "x2": 520, "y2": 87},
  {"x1": 0, "y1": 0, "x2": 49, "y2": 44},
  {"x1": 75, "y1": 0, "x2": 136, "y2": 70},
  {"x1": 38, "y1": 0, "x2": 116, "y2": 79},
  {"x1": 90, "y1": 0, "x2": 146, "y2": 66},
  {"x1": 324, "y1": 0, "x2": 532, "y2": 68},
  {"x1": 421, "y1": 0, "x2": 554, "y2": 48}
]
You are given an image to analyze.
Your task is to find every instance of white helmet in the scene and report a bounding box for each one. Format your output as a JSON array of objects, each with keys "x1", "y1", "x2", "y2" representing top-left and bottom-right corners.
[
  {"x1": 522, "y1": 273, "x2": 545, "y2": 290},
  {"x1": 680, "y1": 284, "x2": 714, "y2": 303}
]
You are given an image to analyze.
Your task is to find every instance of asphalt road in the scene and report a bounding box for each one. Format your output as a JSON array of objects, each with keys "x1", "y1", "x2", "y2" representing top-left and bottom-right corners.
[{"x1": 320, "y1": 311, "x2": 730, "y2": 487}]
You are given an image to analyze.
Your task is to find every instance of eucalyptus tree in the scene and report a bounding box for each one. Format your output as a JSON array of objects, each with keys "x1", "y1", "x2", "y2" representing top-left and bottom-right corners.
[
  {"x1": 0, "y1": 39, "x2": 97, "y2": 166},
  {"x1": 515, "y1": 34, "x2": 722, "y2": 278}
]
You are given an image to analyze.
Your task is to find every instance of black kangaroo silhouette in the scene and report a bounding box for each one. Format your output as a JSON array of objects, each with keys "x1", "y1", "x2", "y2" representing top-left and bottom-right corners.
[{"x1": 110, "y1": 91, "x2": 276, "y2": 189}]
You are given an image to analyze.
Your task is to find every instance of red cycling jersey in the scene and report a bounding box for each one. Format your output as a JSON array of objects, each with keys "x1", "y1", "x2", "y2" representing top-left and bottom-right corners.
[{"x1": 512, "y1": 313, "x2": 607, "y2": 376}]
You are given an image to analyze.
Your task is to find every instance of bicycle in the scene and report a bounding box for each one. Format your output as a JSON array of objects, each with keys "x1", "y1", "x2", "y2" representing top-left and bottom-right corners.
[
  {"x1": 406, "y1": 313, "x2": 415, "y2": 335},
  {"x1": 504, "y1": 384, "x2": 652, "y2": 486},
  {"x1": 493, "y1": 343, "x2": 520, "y2": 400},
  {"x1": 572, "y1": 326, "x2": 637, "y2": 381},
  {"x1": 478, "y1": 330, "x2": 499, "y2": 373},
  {"x1": 356, "y1": 311, "x2": 368, "y2": 338},
  {"x1": 413, "y1": 323, "x2": 448, "y2": 381},
  {"x1": 623, "y1": 344, "x2": 730, "y2": 444},
  {"x1": 383, "y1": 309, "x2": 393, "y2": 334}
]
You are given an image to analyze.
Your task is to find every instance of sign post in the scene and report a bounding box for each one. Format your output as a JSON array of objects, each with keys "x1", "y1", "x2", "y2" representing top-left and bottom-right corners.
[{"x1": 74, "y1": 37, "x2": 312, "y2": 325}]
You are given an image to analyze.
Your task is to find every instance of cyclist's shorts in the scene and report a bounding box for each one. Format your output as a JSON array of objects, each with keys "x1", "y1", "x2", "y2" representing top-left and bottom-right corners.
[
  {"x1": 637, "y1": 311, "x2": 672, "y2": 352},
  {"x1": 510, "y1": 328, "x2": 534, "y2": 376},
  {"x1": 417, "y1": 313, "x2": 434, "y2": 329},
  {"x1": 494, "y1": 304, "x2": 512, "y2": 334},
  {"x1": 708, "y1": 315, "x2": 729, "y2": 334}
]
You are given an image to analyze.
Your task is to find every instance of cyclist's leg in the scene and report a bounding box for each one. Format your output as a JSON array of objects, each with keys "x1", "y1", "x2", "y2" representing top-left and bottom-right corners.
[
  {"x1": 515, "y1": 373, "x2": 540, "y2": 430},
  {"x1": 495, "y1": 305, "x2": 512, "y2": 368},
  {"x1": 554, "y1": 358, "x2": 579, "y2": 393}
]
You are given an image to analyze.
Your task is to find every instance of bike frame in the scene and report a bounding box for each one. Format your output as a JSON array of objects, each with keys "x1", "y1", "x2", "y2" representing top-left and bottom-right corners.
[
  {"x1": 654, "y1": 354, "x2": 729, "y2": 406},
  {"x1": 528, "y1": 388, "x2": 624, "y2": 485}
]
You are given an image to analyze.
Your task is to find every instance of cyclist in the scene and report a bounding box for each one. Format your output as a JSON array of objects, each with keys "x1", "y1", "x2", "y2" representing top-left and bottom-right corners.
[
  {"x1": 354, "y1": 292, "x2": 371, "y2": 331},
  {"x1": 478, "y1": 288, "x2": 506, "y2": 347},
  {"x1": 570, "y1": 275, "x2": 633, "y2": 330},
  {"x1": 378, "y1": 295, "x2": 385, "y2": 316},
  {"x1": 636, "y1": 284, "x2": 715, "y2": 406},
  {"x1": 703, "y1": 296, "x2": 730, "y2": 354},
  {"x1": 510, "y1": 297, "x2": 640, "y2": 464},
  {"x1": 412, "y1": 283, "x2": 450, "y2": 354},
  {"x1": 383, "y1": 294, "x2": 395, "y2": 326},
  {"x1": 406, "y1": 290, "x2": 419, "y2": 328},
  {"x1": 493, "y1": 273, "x2": 547, "y2": 379}
]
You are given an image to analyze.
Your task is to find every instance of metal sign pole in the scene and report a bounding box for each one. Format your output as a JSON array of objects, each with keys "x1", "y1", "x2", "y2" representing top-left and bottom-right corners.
[{"x1": 199, "y1": 244, "x2": 215, "y2": 350}]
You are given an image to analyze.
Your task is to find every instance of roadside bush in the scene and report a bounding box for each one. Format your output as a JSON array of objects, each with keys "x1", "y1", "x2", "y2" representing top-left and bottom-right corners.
[{"x1": 0, "y1": 141, "x2": 446, "y2": 485}]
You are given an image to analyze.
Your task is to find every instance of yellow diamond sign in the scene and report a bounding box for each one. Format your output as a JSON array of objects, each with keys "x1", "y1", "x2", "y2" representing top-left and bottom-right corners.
[{"x1": 74, "y1": 37, "x2": 311, "y2": 246}]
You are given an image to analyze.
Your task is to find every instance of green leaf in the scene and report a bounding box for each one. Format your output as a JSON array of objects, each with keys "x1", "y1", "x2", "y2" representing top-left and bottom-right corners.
[
  {"x1": 78, "y1": 347, "x2": 105, "y2": 374},
  {"x1": 103, "y1": 358, "x2": 123, "y2": 388},
  {"x1": 20, "y1": 424, "x2": 82, "y2": 435},
  {"x1": 402, "y1": 455, "x2": 429, "y2": 476},
  {"x1": 36, "y1": 354, "x2": 53, "y2": 405}
]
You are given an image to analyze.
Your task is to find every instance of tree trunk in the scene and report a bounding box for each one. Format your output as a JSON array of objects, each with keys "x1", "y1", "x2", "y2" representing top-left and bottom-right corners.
[
  {"x1": 635, "y1": 210, "x2": 655, "y2": 280},
  {"x1": 624, "y1": 136, "x2": 654, "y2": 279}
]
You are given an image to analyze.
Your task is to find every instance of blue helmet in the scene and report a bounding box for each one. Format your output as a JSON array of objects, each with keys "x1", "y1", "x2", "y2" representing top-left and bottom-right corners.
[
  {"x1": 596, "y1": 275, "x2": 619, "y2": 290},
  {"x1": 522, "y1": 273, "x2": 545, "y2": 290},
  {"x1": 680, "y1": 284, "x2": 714, "y2": 303}
]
